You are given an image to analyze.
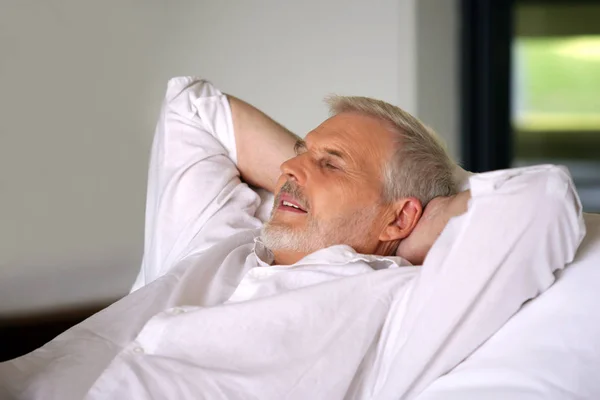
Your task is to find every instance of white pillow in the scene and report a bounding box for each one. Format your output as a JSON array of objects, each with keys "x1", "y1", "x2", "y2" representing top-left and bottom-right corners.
[{"x1": 415, "y1": 213, "x2": 600, "y2": 399}]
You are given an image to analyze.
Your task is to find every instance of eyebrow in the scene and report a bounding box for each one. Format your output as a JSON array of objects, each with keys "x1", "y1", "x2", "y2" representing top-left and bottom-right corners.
[
  {"x1": 294, "y1": 139, "x2": 307, "y2": 155},
  {"x1": 295, "y1": 138, "x2": 349, "y2": 162},
  {"x1": 323, "y1": 147, "x2": 346, "y2": 160}
]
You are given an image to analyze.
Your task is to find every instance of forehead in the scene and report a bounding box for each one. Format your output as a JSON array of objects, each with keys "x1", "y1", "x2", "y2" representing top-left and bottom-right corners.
[{"x1": 306, "y1": 113, "x2": 395, "y2": 169}]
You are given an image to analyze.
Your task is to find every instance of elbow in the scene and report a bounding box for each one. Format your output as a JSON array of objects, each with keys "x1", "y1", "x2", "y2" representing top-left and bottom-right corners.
[
  {"x1": 527, "y1": 166, "x2": 586, "y2": 267},
  {"x1": 543, "y1": 166, "x2": 586, "y2": 262}
]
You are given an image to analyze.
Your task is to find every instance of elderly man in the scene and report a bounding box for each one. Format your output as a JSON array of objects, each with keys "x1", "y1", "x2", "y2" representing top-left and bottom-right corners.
[{"x1": 0, "y1": 77, "x2": 583, "y2": 400}]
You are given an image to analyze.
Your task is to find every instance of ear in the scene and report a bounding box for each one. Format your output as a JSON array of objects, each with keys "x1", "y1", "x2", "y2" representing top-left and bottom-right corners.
[{"x1": 378, "y1": 197, "x2": 423, "y2": 242}]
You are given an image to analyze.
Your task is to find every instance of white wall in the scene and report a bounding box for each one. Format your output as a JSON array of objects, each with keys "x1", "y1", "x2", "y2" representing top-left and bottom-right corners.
[
  {"x1": 416, "y1": 0, "x2": 460, "y2": 160},
  {"x1": 0, "y1": 0, "x2": 458, "y2": 315}
]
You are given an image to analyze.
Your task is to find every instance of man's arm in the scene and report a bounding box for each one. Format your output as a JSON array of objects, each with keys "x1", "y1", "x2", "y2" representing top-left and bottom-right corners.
[
  {"x1": 396, "y1": 190, "x2": 471, "y2": 265},
  {"x1": 227, "y1": 95, "x2": 298, "y2": 193},
  {"x1": 133, "y1": 78, "x2": 287, "y2": 290},
  {"x1": 375, "y1": 165, "x2": 586, "y2": 399}
]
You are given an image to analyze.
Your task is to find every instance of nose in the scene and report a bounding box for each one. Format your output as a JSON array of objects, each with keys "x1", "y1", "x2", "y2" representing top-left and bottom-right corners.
[{"x1": 280, "y1": 155, "x2": 307, "y2": 186}]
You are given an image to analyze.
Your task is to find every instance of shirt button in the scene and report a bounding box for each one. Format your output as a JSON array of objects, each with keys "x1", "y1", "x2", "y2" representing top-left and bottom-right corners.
[
  {"x1": 133, "y1": 346, "x2": 145, "y2": 354},
  {"x1": 170, "y1": 307, "x2": 185, "y2": 315}
]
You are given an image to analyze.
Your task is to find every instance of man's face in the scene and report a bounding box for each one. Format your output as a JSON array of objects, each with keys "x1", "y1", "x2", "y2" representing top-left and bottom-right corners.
[{"x1": 261, "y1": 112, "x2": 395, "y2": 255}]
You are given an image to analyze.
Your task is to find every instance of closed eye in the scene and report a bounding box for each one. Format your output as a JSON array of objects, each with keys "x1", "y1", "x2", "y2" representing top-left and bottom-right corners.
[{"x1": 320, "y1": 159, "x2": 339, "y2": 170}]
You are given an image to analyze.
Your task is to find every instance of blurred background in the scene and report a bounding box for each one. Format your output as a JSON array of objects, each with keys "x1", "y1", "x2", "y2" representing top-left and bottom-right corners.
[
  {"x1": 462, "y1": 0, "x2": 600, "y2": 211},
  {"x1": 512, "y1": 2, "x2": 600, "y2": 211},
  {"x1": 0, "y1": 0, "x2": 598, "y2": 359}
]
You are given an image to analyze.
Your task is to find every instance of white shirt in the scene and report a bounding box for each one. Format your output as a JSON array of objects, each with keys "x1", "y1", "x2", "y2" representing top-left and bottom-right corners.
[{"x1": 0, "y1": 77, "x2": 585, "y2": 400}]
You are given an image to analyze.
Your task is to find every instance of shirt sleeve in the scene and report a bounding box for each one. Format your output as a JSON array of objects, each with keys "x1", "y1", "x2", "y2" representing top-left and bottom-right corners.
[
  {"x1": 131, "y1": 77, "x2": 264, "y2": 292},
  {"x1": 375, "y1": 165, "x2": 586, "y2": 399}
]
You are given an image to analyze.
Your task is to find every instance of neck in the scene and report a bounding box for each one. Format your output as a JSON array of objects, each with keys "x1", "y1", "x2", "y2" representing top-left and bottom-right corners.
[
  {"x1": 373, "y1": 240, "x2": 400, "y2": 257},
  {"x1": 272, "y1": 250, "x2": 308, "y2": 266},
  {"x1": 273, "y1": 241, "x2": 397, "y2": 265}
]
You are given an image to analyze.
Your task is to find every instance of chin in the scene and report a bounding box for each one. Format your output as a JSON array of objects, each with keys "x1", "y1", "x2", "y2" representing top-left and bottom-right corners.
[{"x1": 261, "y1": 223, "x2": 320, "y2": 253}]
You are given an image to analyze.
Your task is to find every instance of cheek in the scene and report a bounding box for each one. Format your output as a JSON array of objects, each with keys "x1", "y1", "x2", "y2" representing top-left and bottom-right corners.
[{"x1": 310, "y1": 179, "x2": 377, "y2": 218}]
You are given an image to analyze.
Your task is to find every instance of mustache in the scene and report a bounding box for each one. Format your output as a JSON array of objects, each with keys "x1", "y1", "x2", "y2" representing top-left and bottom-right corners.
[{"x1": 275, "y1": 181, "x2": 310, "y2": 211}]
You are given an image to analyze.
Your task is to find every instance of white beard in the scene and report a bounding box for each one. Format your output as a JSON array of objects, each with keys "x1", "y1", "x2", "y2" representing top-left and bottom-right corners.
[
  {"x1": 260, "y1": 205, "x2": 380, "y2": 254},
  {"x1": 260, "y1": 217, "x2": 325, "y2": 253}
]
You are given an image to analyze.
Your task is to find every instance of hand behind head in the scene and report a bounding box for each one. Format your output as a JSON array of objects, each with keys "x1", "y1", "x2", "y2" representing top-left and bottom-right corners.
[{"x1": 396, "y1": 191, "x2": 471, "y2": 265}]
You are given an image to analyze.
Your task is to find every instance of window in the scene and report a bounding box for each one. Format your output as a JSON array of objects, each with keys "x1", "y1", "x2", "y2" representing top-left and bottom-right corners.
[{"x1": 512, "y1": 3, "x2": 600, "y2": 212}]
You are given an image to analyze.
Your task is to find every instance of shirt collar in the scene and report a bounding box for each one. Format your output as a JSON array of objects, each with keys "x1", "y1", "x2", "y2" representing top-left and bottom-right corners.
[
  {"x1": 253, "y1": 237, "x2": 275, "y2": 267},
  {"x1": 252, "y1": 237, "x2": 412, "y2": 270}
]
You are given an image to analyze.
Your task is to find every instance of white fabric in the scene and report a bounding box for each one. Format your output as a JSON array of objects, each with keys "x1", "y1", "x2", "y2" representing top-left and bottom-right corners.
[
  {"x1": 0, "y1": 77, "x2": 585, "y2": 400},
  {"x1": 416, "y1": 212, "x2": 600, "y2": 400}
]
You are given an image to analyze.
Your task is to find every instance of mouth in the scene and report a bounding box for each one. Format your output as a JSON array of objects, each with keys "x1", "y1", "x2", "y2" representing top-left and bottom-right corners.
[{"x1": 278, "y1": 193, "x2": 308, "y2": 214}]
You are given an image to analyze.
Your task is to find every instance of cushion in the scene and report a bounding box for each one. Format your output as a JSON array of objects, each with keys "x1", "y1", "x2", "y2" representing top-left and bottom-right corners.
[{"x1": 415, "y1": 213, "x2": 600, "y2": 399}]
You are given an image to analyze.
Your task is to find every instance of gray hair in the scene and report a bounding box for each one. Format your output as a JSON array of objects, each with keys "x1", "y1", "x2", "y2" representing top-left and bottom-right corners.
[{"x1": 325, "y1": 96, "x2": 457, "y2": 206}]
